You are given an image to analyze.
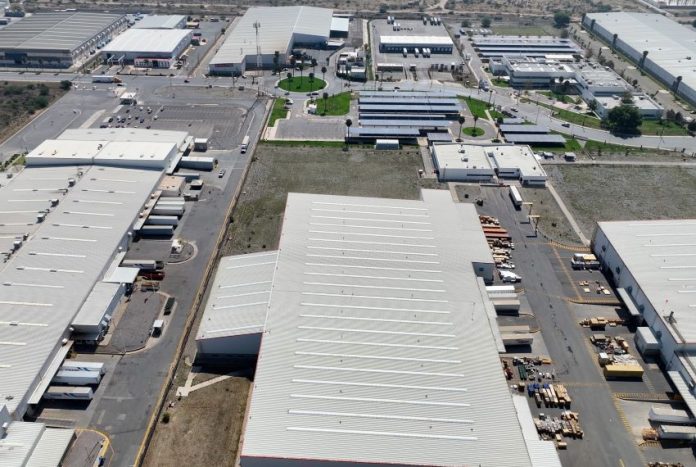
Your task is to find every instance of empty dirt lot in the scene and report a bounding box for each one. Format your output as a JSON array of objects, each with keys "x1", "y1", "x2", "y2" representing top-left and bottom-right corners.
[
  {"x1": 223, "y1": 142, "x2": 433, "y2": 255},
  {"x1": 548, "y1": 165, "x2": 696, "y2": 238},
  {"x1": 142, "y1": 373, "x2": 250, "y2": 467}
]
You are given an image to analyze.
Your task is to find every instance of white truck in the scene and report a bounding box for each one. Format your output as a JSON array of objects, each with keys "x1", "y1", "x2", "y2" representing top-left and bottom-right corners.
[
  {"x1": 52, "y1": 369, "x2": 102, "y2": 386},
  {"x1": 241, "y1": 135, "x2": 250, "y2": 153},
  {"x1": 61, "y1": 361, "x2": 106, "y2": 375},
  {"x1": 499, "y1": 270, "x2": 522, "y2": 283},
  {"x1": 43, "y1": 386, "x2": 94, "y2": 400},
  {"x1": 571, "y1": 253, "x2": 601, "y2": 270}
]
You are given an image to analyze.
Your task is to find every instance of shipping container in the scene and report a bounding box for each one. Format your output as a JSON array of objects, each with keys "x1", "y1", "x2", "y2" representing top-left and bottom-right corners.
[
  {"x1": 61, "y1": 361, "x2": 105, "y2": 375},
  {"x1": 603, "y1": 364, "x2": 643, "y2": 379},
  {"x1": 52, "y1": 369, "x2": 102, "y2": 385},
  {"x1": 43, "y1": 386, "x2": 94, "y2": 400},
  {"x1": 121, "y1": 259, "x2": 158, "y2": 270}
]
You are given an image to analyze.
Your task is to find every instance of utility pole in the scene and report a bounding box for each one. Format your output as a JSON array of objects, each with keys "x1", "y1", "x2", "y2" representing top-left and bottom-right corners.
[{"x1": 253, "y1": 21, "x2": 262, "y2": 94}]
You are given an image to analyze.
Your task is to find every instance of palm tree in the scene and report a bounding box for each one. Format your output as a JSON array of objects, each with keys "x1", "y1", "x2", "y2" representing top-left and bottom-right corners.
[
  {"x1": 289, "y1": 56, "x2": 296, "y2": 77},
  {"x1": 321, "y1": 66, "x2": 327, "y2": 84},
  {"x1": 286, "y1": 72, "x2": 292, "y2": 83},
  {"x1": 640, "y1": 50, "x2": 648, "y2": 69},
  {"x1": 311, "y1": 58, "x2": 317, "y2": 75},
  {"x1": 308, "y1": 72, "x2": 315, "y2": 92},
  {"x1": 458, "y1": 114, "x2": 465, "y2": 139},
  {"x1": 473, "y1": 115, "x2": 479, "y2": 134},
  {"x1": 298, "y1": 63, "x2": 305, "y2": 88},
  {"x1": 345, "y1": 118, "x2": 352, "y2": 140},
  {"x1": 322, "y1": 91, "x2": 329, "y2": 114}
]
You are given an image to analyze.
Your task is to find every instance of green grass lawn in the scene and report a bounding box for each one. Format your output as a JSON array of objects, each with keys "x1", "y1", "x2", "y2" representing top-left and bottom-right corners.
[
  {"x1": 533, "y1": 100, "x2": 603, "y2": 129},
  {"x1": 316, "y1": 92, "x2": 351, "y2": 116},
  {"x1": 491, "y1": 25, "x2": 554, "y2": 36},
  {"x1": 462, "y1": 126, "x2": 485, "y2": 136},
  {"x1": 491, "y1": 78, "x2": 510, "y2": 88},
  {"x1": 277, "y1": 76, "x2": 326, "y2": 93},
  {"x1": 268, "y1": 98, "x2": 288, "y2": 127},
  {"x1": 639, "y1": 119, "x2": 688, "y2": 136},
  {"x1": 538, "y1": 91, "x2": 576, "y2": 104},
  {"x1": 460, "y1": 96, "x2": 503, "y2": 120}
]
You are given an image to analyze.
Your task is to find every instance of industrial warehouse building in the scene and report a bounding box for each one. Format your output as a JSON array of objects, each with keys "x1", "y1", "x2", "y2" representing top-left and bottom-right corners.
[
  {"x1": 593, "y1": 220, "x2": 696, "y2": 422},
  {"x1": 209, "y1": 6, "x2": 334, "y2": 75},
  {"x1": 583, "y1": 12, "x2": 696, "y2": 107},
  {"x1": 101, "y1": 28, "x2": 192, "y2": 67},
  {"x1": 431, "y1": 143, "x2": 547, "y2": 185},
  {"x1": 0, "y1": 12, "x2": 128, "y2": 68},
  {"x1": 379, "y1": 35, "x2": 453, "y2": 53},
  {"x1": 0, "y1": 128, "x2": 193, "y2": 466},
  {"x1": 132, "y1": 14, "x2": 186, "y2": 30},
  {"x1": 235, "y1": 190, "x2": 560, "y2": 467},
  {"x1": 472, "y1": 35, "x2": 581, "y2": 61},
  {"x1": 196, "y1": 252, "x2": 277, "y2": 356}
]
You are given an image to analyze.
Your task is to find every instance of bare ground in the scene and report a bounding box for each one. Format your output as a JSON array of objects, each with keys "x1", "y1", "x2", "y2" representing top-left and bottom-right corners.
[
  {"x1": 142, "y1": 374, "x2": 251, "y2": 467},
  {"x1": 223, "y1": 143, "x2": 434, "y2": 256},
  {"x1": 548, "y1": 165, "x2": 696, "y2": 236}
]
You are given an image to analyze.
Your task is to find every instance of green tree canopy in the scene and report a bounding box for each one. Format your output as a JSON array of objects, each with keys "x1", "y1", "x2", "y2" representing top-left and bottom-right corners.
[
  {"x1": 603, "y1": 104, "x2": 642, "y2": 134},
  {"x1": 554, "y1": 11, "x2": 570, "y2": 28}
]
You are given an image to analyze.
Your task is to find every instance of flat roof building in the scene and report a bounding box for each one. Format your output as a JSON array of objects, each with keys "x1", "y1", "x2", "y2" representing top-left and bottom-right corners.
[
  {"x1": 432, "y1": 143, "x2": 547, "y2": 185},
  {"x1": 239, "y1": 190, "x2": 560, "y2": 467},
  {"x1": 584, "y1": 12, "x2": 696, "y2": 107},
  {"x1": 0, "y1": 12, "x2": 127, "y2": 68},
  {"x1": 196, "y1": 252, "x2": 278, "y2": 356},
  {"x1": 132, "y1": 15, "x2": 186, "y2": 30},
  {"x1": 209, "y1": 6, "x2": 333, "y2": 76},
  {"x1": 593, "y1": 220, "x2": 696, "y2": 420},
  {"x1": 379, "y1": 35, "x2": 453, "y2": 53},
  {"x1": 101, "y1": 28, "x2": 192, "y2": 67},
  {"x1": 472, "y1": 35, "x2": 581, "y2": 60}
]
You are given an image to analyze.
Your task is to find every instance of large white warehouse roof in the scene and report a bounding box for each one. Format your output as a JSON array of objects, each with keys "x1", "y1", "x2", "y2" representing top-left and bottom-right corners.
[
  {"x1": 0, "y1": 165, "x2": 161, "y2": 416},
  {"x1": 196, "y1": 251, "x2": 277, "y2": 342},
  {"x1": 210, "y1": 6, "x2": 333, "y2": 66},
  {"x1": 585, "y1": 13, "x2": 696, "y2": 99},
  {"x1": 102, "y1": 28, "x2": 191, "y2": 54},
  {"x1": 596, "y1": 220, "x2": 696, "y2": 344},
  {"x1": 240, "y1": 190, "x2": 535, "y2": 467}
]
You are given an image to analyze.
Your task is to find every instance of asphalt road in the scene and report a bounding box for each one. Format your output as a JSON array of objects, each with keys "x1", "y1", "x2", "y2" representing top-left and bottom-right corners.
[
  {"x1": 476, "y1": 185, "x2": 645, "y2": 467},
  {"x1": 85, "y1": 98, "x2": 266, "y2": 467}
]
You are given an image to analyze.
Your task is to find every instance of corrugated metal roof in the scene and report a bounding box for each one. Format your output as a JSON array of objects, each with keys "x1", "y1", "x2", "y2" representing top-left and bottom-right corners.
[
  {"x1": 102, "y1": 28, "x2": 191, "y2": 55},
  {"x1": 241, "y1": 190, "x2": 532, "y2": 466},
  {"x1": 0, "y1": 165, "x2": 161, "y2": 416},
  {"x1": 0, "y1": 12, "x2": 124, "y2": 52},
  {"x1": 380, "y1": 35, "x2": 453, "y2": 46},
  {"x1": 499, "y1": 124, "x2": 550, "y2": 134},
  {"x1": 504, "y1": 133, "x2": 566, "y2": 144},
  {"x1": 359, "y1": 97, "x2": 460, "y2": 105},
  {"x1": 349, "y1": 127, "x2": 421, "y2": 136},
  {"x1": 25, "y1": 427, "x2": 74, "y2": 467},
  {"x1": 210, "y1": 6, "x2": 333, "y2": 66},
  {"x1": 360, "y1": 120, "x2": 450, "y2": 127},
  {"x1": 196, "y1": 251, "x2": 278, "y2": 342},
  {"x1": 585, "y1": 13, "x2": 696, "y2": 103},
  {"x1": 72, "y1": 282, "x2": 122, "y2": 328},
  {"x1": 0, "y1": 421, "x2": 44, "y2": 467},
  {"x1": 132, "y1": 15, "x2": 186, "y2": 29},
  {"x1": 599, "y1": 221, "x2": 696, "y2": 344},
  {"x1": 360, "y1": 91, "x2": 457, "y2": 98},
  {"x1": 358, "y1": 104, "x2": 461, "y2": 113}
]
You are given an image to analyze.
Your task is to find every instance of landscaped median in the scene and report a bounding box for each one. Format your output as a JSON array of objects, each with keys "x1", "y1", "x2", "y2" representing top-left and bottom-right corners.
[
  {"x1": 277, "y1": 76, "x2": 326, "y2": 93},
  {"x1": 528, "y1": 98, "x2": 689, "y2": 136},
  {"x1": 267, "y1": 98, "x2": 288, "y2": 127},
  {"x1": 459, "y1": 96, "x2": 503, "y2": 120},
  {"x1": 313, "y1": 92, "x2": 351, "y2": 116}
]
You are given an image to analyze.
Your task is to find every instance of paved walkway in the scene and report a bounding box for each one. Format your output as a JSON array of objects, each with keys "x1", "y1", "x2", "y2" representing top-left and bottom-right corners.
[{"x1": 546, "y1": 182, "x2": 590, "y2": 247}]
